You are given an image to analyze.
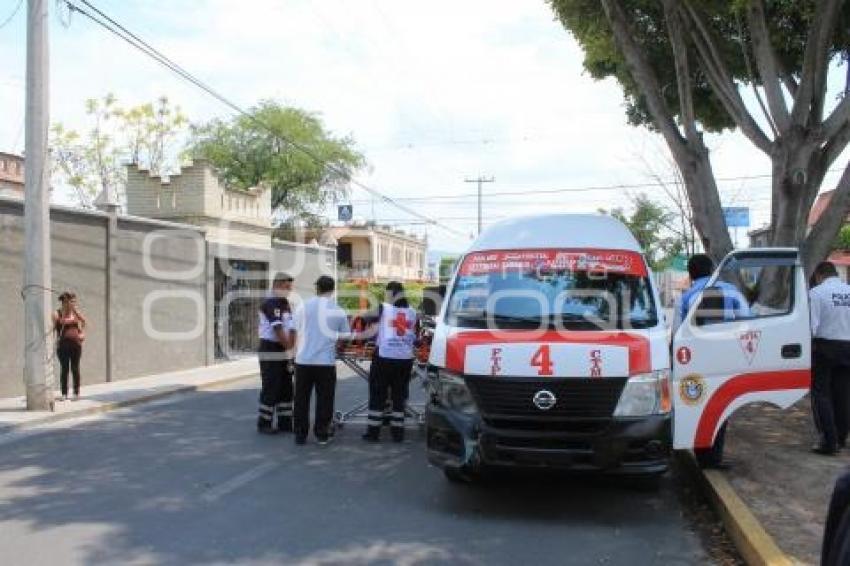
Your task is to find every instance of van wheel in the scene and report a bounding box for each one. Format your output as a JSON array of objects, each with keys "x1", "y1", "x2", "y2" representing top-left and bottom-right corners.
[{"x1": 443, "y1": 466, "x2": 478, "y2": 484}]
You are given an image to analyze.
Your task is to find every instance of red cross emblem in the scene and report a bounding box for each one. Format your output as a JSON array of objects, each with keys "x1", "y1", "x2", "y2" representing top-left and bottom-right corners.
[{"x1": 391, "y1": 311, "x2": 412, "y2": 336}]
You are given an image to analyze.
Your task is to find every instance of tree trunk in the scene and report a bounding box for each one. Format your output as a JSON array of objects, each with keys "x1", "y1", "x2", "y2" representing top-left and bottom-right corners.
[
  {"x1": 768, "y1": 128, "x2": 829, "y2": 274},
  {"x1": 804, "y1": 163, "x2": 850, "y2": 276},
  {"x1": 672, "y1": 142, "x2": 734, "y2": 263}
]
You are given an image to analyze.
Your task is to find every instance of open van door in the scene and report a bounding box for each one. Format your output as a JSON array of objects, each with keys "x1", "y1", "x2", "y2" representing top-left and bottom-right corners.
[{"x1": 672, "y1": 249, "x2": 811, "y2": 450}]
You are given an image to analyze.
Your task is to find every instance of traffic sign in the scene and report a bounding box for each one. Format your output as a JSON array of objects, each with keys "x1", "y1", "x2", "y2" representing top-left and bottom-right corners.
[
  {"x1": 722, "y1": 207, "x2": 750, "y2": 228},
  {"x1": 338, "y1": 204, "x2": 353, "y2": 222}
]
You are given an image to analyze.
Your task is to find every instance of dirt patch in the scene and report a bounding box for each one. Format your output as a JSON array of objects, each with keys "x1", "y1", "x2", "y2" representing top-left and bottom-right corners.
[{"x1": 724, "y1": 398, "x2": 850, "y2": 564}]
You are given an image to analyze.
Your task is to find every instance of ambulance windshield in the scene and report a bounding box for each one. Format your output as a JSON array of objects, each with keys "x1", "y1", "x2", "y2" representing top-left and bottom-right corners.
[{"x1": 445, "y1": 249, "x2": 658, "y2": 331}]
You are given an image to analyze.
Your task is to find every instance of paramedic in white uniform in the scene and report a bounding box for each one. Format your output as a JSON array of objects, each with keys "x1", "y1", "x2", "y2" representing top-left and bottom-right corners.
[{"x1": 362, "y1": 281, "x2": 418, "y2": 443}]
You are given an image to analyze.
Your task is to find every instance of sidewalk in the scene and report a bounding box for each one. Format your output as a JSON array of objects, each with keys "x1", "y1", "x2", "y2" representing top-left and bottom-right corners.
[
  {"x1": 723, "y1": 397, "x2": 850, "y2": 564},
  {"x1": 0, "y1": 357, "x2": 259, "y2": 434}
]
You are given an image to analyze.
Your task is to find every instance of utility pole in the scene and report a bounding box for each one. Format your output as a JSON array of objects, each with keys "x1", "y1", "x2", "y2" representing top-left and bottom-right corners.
[
  {"x1": 464, "y1": 176, "x2": 494, "y2": 236},
  {"x1": 23, "y1": 0, "x2": 52, "y2": 410}
]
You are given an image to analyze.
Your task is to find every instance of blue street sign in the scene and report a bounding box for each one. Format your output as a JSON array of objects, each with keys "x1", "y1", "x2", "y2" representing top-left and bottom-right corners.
[
  {"x1": 338, "y1": 204, "x2": 353, "y2": 222},
  {"x1": 723, "y1": 207, "x2": 750, "y2": 228}
]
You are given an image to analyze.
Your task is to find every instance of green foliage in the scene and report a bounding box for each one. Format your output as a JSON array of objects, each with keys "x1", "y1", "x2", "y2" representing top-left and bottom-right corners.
[
  {"x1": 547, "y1": 0, "x2": 850, "y2": 132},
  {"x1": 50, "y1": 94, "x2": 187, "y2": 206},
  {"x1": 336, "y1": 282, "x2": 426, "y2": 313},
  {"x1": 189, "y1": 101, "x2": 366, "y2": 216},
  {"x1": 438, "y1": 256, "x2": 459, "y2": 283},
  {"x1": 601, "y1": 193, "x2": 683, "y2": 270},
  {"x1": 833, "y1": 224, "x2": 850, "y2": 250}
]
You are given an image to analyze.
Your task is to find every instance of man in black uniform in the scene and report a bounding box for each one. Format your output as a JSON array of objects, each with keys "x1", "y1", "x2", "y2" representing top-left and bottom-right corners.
[
  {"x1": 257, "y1": 273, "x2": 295, "y2": 434},
  {"x1": 809, "y1": 261, "x2": 850, "y2": 454}
]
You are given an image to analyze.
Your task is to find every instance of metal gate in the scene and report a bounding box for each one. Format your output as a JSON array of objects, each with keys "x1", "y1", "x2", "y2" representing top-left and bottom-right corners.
[{"x1": 214, "y1": 259, "x2": 269, "y2": 359}]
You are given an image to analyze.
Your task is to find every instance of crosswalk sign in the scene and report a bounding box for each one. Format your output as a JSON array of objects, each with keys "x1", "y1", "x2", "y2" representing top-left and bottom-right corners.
[{"x1": 338, "y1": 204, "x2": 353, "y2": 221}]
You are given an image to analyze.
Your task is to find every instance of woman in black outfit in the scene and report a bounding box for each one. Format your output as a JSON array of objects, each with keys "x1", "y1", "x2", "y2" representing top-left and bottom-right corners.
[{"x1": 52, "y1": 292, "x2": 87, "y2": 401}]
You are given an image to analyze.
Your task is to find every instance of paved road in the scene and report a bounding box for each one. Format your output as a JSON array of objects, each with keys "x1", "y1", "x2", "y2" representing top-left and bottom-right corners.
[{"x1": 0, "y1": 371, "x2": 721, "y2": 565}]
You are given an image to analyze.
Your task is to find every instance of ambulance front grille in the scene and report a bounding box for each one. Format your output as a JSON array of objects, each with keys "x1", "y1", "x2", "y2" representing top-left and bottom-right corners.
[{"x1": 465, "y1": 376, "x2": 627, "y2": 420}]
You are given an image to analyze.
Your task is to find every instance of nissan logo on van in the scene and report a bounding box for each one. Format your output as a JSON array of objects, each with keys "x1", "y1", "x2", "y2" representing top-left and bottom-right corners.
[{"x1": 532, "y1": 390, "x2": 557, "y2": 411}]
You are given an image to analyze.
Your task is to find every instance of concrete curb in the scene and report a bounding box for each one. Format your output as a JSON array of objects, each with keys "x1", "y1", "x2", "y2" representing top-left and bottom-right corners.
[
  {"x1": 0, "y1": 372, "x2": 257, "y2": 435},
  {"x1": 677, "y1": 451, "x2": 797, "y2": 566}
]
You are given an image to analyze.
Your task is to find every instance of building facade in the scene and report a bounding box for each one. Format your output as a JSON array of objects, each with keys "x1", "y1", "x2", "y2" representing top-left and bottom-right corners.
[
  {"x1": 748, "y1": 190, "x2": 850, "y2": 280},
  {"x1": 0, "y1": 152, "x2": 24, "y2": 199},
  {"x1": 125, "y1": 160, "x2": 273, "y2": 250},
  {"x1": 317, "y1": 223, "x2": 427, "y2": 282}
]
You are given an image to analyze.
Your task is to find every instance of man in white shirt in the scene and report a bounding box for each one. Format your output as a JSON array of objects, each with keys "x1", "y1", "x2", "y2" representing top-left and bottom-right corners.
[
  {"x1": 809, "y1": 261, "x2": 850, "y2": 455},
  {"x1": 292, "y1": 275, "x2": 350, "y2": 445}
]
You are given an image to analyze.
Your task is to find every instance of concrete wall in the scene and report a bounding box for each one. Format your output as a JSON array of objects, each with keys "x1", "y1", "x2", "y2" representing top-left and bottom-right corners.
[
  {"x1": 112, "y1": 217, "x2": 209, "y2": 380},
  {"x1": 0, "y1": 198, "x2": 335, "y2": 398},
  {"x1": 0, "y1": 201, "x2": 109, "y2": 398},
  {"x1": 271, "y1": 240, "x2": 336, "y2": 300}
]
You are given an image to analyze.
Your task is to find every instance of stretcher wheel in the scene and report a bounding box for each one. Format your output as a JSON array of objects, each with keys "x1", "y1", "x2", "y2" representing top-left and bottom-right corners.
[{"x1": 334, "y1": 411, "x2": 344, "y2": 429}]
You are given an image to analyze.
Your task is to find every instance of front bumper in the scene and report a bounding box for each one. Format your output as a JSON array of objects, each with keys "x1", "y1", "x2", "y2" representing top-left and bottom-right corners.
[{"x1": 426, "y1": 405, "x2": 671, "y2": 475}]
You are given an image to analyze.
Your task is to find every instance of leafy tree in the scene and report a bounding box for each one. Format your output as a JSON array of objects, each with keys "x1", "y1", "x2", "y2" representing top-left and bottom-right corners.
[
  {"x1": 50, "y1": 94, "x2": 187, "y2": 207},
  {"x1": 602, "y1": 193, "x2": 684, "y2": 270},
  {"x1": 439, "y1": 255, "x2": 460, "y2": 284},
  {"x1": 189, "y1": 101, "x2": 366, "y2": 217},
  {"x1": 833, "y1": 224, "x2": 850, "y2": 250},
  {"x1": 549, "y1": 0, "x2": 850, "y2": 273}
]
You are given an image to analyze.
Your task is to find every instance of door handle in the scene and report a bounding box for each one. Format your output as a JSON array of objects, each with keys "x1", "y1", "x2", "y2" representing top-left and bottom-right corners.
[{"x1": 781, "y1": 344, "x2": 802, "y2": 359}]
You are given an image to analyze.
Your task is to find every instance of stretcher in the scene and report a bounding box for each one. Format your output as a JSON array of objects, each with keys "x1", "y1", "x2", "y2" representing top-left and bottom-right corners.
[{"x1": 333, "y1": 316, "x2": 434, "y2": 430}]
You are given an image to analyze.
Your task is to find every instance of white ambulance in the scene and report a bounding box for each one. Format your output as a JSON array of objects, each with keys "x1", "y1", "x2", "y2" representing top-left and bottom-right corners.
[{"x1": 426, "y1": 214, "x2": 810, "y2": 482}]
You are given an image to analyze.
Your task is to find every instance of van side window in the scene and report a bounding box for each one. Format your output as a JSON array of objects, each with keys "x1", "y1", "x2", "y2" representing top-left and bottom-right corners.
[{"x1": 694, "y1": 254, "x2": 795, "y2": 326}]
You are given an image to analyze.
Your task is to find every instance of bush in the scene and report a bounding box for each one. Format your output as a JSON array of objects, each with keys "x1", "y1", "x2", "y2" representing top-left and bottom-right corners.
[{"x1": 337, "y1": 281, "x2": 426, "y2": 313}]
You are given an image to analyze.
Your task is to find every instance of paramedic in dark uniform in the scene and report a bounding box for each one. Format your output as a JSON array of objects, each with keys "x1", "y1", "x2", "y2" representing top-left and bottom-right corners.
[
  {"x1": 256, "y1": 273, "x2": 295, "y2": 434},
  {"x1": 809, "y1": 261, "x2": 850, "y2": 455},
  {"x1": 362, "y1": 281, "x2": 418, "y2": 443}
]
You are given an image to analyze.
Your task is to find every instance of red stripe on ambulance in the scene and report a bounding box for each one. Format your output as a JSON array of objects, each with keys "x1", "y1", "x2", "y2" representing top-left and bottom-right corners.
[
  {"x1": 693, "y1": 369, "x2": 811, "y2": 449},
  {"x1": 445, "y1": 330, "x2": 651, "y2": 376}
]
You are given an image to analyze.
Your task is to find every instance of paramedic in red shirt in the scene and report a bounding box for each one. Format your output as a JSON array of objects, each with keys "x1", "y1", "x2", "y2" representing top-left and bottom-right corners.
[
  {"x1": 362, "y1": 281, "x2": 419, "y2": 443},
  {"x1": 52, "y1": 292, "x2": 87, "y2": 401}
]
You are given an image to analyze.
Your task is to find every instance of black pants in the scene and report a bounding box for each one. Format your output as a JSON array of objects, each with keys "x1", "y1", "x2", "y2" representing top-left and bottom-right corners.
[
  {"x1": 812, "y1": 339, "x2": 850, "y2": 450},
  {"x1": 822, "y1": 469, "x2": 850, "y2": 566},
  {"x1": 57, "y1": 339, "x2": 82, "y2": 396},
  {"x1": 294, "y1": 364, "x2": 337, "y2": 440},
  {"x1": 366, "y1": 356, "x2": 413, "y2": 434},
  {"x1": 257, "y1": 340, "x2": 294, "y2": 430},
  {"x1": 695, "y1": 421, "x2": 728, "y2": 468}
]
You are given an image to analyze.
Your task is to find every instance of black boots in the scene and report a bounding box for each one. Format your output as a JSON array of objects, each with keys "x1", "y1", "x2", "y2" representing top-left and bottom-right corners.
[{"x1": 362, "y1": 426, "x2": 380, "y2": 442}]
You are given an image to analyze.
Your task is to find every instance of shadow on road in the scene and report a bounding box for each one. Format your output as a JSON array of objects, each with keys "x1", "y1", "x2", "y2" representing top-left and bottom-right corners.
[{"x1": 0, "y1": 382, "x2": 729, "y2": 565}]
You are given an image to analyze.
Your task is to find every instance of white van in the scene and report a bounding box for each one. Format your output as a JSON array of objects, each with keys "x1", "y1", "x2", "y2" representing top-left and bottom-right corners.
[{"x1": 425, "y1": 214, "x2": 811, "y2": 482}]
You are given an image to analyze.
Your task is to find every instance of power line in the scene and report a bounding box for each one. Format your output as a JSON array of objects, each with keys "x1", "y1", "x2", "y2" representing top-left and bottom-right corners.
[
  {"x1": 61, "y1": 0, "x2": 466, "y2": 239},
  {"x1": 348, "y1": 169, "x2": 846, "y2": 204},
  {"x1": 0, "y1": 0, "x2": 23, "y2": 29}
]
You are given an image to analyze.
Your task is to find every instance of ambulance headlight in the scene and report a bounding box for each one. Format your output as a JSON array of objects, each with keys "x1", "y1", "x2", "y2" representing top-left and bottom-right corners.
[
  {"x1": 437, "y1": 370, "x2": 478, "y2": 415},
  {"x1": 613, "y1": 370, "x2": 672, "y2": 417}
]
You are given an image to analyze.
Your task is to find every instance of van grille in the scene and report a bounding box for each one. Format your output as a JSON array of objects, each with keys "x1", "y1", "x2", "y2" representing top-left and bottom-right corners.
[{"x1": 465, "y1": 375, "x2": 627, "y2": 420}]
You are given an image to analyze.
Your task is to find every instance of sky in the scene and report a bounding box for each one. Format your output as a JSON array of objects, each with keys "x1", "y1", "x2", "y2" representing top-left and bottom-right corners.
[{"x1": 0, "y1": 0, "x2": 848, "y2": 253}]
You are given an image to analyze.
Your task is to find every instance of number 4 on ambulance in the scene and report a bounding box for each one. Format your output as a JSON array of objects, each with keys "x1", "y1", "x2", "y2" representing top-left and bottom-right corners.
[{"x1": 530, "y1": 345, "x2": 554, "y2": 376}]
